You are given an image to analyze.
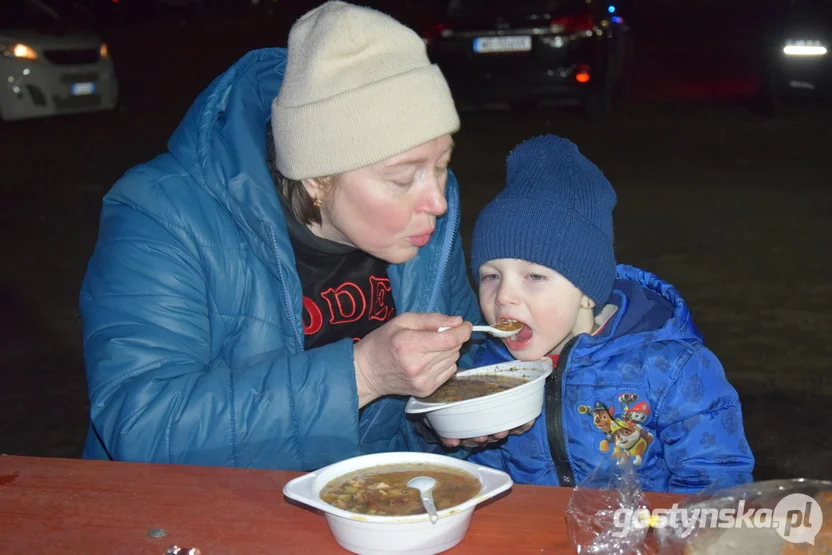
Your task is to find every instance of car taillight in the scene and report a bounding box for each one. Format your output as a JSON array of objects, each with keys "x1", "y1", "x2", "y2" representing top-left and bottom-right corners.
[
  {"x1": 422, "y1": 23, "x2": 451, "y2": 44},
  {"x1": 549, "y1": 13, "x2": 596, "y2": 34}
]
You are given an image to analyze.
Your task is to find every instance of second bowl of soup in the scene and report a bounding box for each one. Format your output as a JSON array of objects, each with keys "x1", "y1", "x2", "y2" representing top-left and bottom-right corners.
[{"x1": 405, "y1": 358, "x2": 554, "y2": 439}]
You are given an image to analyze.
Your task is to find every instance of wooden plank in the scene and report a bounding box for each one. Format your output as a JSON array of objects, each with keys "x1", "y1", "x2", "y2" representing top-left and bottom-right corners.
[{"x1": 0, "y1": 455, "x2": 683, "y2": 554}]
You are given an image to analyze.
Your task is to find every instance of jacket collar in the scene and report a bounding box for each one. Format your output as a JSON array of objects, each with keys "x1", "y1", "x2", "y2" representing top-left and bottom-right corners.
[{"x1": 573, "y1": 264, "x2": 702, "y2": 361}]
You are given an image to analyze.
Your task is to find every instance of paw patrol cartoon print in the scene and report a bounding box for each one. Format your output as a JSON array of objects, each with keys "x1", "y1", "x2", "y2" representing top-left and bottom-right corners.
[
  {"x1": 577, "y1": 401, "x2": 618, "y2": 454},
  {"x1": 619, "y1": 393, "x2": 651, "y2": 426},
  {"x1": 610, "y1": 418, "x2": 654, "y2": 466},
  {"x1": 578, "y1": 393, "x2": 654, "y2": 465}
]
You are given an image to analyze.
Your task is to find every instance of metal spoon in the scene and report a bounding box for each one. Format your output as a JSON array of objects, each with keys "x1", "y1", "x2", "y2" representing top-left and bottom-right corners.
[
  {"x1": 437, "y1": 322, "x2": 523, "y2": 338},
  {"x1": 407, "y1": 476, "x2": 439, "y2": 524}
]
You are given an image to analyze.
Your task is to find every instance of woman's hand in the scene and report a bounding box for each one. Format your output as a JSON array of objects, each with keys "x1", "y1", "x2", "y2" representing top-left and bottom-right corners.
[
  {"x1": 354, "y1": 313, "x2": 472, "y2": 408},
  {"x1": 439, "y1": 420, "x2": 537, "y2": 450}
]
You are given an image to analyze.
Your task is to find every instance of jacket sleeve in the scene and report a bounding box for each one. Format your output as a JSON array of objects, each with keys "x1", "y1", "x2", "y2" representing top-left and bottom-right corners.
[
  {"x1": 657, "y1": 346, "x2": 755, "y2": 494},
  {"x1": 467, "y1": 443, "x2": 510, "y2": 472},
  {"x1": 81, "y1": 199, "x2": 361, "y2": 471}
]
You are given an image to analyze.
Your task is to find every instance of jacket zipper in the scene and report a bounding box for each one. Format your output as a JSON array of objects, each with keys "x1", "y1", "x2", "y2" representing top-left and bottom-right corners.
[
  {"x1": 546, "y1": 336, "x2": 577, "y2": 487},
  {"x1": 426, "y1": 181, "x2": 459, "y2": 313},
  {"x1": 268, "y1": 225, "x2": 304, "y2": 352}
]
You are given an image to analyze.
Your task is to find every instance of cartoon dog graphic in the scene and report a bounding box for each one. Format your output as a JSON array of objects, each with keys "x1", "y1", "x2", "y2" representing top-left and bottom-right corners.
[
  {"x1": 619, "y1": 394, "x2": 652, "y2": 427},
  {"x1": 624, "y1": 400, "x2": 651, "y2": 425},
  {"x1": 610, "y1": 418, "x2": 654, "y2": 466},
  {"x1": 578, "y1": 401, "x2": 618, "y2": 454}
]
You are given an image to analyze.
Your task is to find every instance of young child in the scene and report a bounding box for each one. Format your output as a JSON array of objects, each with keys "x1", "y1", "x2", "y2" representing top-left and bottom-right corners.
[{"x1": 467, "y1": 135, "x2": 754, "y2": 493}]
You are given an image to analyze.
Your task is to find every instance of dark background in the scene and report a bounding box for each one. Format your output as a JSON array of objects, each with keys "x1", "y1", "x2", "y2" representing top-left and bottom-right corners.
[{"x1": 1, "y1": 0, "x2": 830, "y2": 481}]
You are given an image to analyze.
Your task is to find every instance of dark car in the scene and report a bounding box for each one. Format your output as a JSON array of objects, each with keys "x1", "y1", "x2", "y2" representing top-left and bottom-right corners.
[
  {"x1": 760, "y1": 0, "x2": 831, "y2": 113},
  {"x1": 422, "y1": 0, "x2": 633, "y2": 118}
]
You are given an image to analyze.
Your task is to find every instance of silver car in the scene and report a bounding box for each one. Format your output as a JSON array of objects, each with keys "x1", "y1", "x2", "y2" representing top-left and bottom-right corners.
[{"x1": 1, "y1": 0, "x2": 118, "y2": 121}]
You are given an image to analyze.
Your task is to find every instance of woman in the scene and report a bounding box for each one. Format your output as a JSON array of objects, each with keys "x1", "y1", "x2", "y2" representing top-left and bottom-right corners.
[{"x1": 79, "y1": 1, "x2": 483, "y2": 470}]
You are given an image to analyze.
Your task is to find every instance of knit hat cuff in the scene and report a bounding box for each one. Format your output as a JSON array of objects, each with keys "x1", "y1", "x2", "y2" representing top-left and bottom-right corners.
[
  {"x1": 272, "y1": 64, "x2": 460, "y2": 180},
  {"x1": 471, "y1": 197, "x2": 616, "y2": 308}
]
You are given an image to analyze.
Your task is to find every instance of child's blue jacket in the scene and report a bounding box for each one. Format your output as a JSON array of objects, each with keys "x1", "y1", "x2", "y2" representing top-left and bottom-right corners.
[{"x1": 469, "y1": 265, "x2": 755, "y2": 493}]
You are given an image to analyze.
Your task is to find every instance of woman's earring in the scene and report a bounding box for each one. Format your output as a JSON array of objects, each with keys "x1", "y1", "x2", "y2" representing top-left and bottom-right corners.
[{"x1": 313, "y1": 197, "x2": 322, "y2": 208}]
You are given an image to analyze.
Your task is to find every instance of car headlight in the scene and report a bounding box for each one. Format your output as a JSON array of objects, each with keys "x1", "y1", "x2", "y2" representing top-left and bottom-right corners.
[
  {"x1": 783, "y1": 40, "x2": 827, "y2": 56},
  {"x1": 99, "y1": 43, "x2": 110, "y2": 59},
  {"x1": 1, "y1": 43, "x2": 39, "y2": 61}
]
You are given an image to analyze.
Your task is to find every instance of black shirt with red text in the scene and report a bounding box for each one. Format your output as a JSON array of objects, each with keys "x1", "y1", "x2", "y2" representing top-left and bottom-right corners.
[{"x1": 278, "y1": 194, "x2": 396, "y2": 350}]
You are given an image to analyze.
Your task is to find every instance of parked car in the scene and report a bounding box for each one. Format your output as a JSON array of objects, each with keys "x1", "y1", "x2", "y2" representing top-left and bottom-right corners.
[
  {"x1": 422, "y1": 0, "x2": 633, "y2": 118},
  {"x1": 760, "y1": 0, "x2": 831, "y2": 114},
  {"x1": 1, "y1": 0, "x2": 118, "y2": 121}
]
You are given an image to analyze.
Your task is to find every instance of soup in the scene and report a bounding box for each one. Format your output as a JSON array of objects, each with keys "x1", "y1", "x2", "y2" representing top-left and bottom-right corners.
[
  {"x1": 319, "y1": 464, "x2": 481, "y2": 516},
  {"x1": 419, "y1": 374, "x2": 529, "y2": 404},
  {"x1": 492, "y1": 320, "x2": 524, "y2": 332}
]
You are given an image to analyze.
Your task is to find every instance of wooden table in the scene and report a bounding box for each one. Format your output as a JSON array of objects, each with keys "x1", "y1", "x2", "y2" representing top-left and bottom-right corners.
[{"x1": 0, "y1": 455, "x2": 683, "y2": 554}]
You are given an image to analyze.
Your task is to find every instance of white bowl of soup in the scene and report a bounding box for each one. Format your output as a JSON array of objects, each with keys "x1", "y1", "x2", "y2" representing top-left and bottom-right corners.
[
  {"x1": 283, "y1": 452, "x2": 513, "y2": 555},
  {"x1": 405, "y1": 358, "x2": 554, "y2": 439}
]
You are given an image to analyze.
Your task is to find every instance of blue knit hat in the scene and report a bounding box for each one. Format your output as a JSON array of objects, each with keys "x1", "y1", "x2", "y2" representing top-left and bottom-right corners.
[{"x1": 471, "y1": 135, "x2": 617, "y2": 311}]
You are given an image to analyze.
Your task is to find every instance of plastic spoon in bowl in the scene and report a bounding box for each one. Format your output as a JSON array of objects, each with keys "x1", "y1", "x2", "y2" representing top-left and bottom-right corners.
[
  {"x1": 407, "y1": 476, "x2": 439, "y2": 524},
  {"x1": 437, "y1": 320, "x2": 523, "y2": 339}
]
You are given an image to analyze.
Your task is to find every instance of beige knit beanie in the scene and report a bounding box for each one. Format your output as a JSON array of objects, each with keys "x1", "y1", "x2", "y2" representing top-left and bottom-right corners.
[{"x1": 271, "y1": 1, "x2": 460, "y2": 181}]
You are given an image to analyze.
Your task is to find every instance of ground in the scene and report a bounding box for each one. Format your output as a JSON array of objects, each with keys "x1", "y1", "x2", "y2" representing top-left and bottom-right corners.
[{"x1": 0, "y1": 3, "x2": 830, "y2": 482}]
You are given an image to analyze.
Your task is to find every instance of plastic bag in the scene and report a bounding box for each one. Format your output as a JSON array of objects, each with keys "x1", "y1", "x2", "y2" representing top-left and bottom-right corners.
[
  {"x1": 566, "y1": 455, "x2": 832, "y2": 555},
  {"x1": 654, "y1": 478, "x2": 832, "y2": 554},
  {"x1": 565, "y1": 455, "x2": 657, "y2": 555}
]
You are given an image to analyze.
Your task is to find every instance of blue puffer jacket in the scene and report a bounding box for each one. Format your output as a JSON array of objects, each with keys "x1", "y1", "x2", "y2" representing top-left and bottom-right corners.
[
  {"x1": 469, "y1": 266, "x2": 755, "y2": 493},
  {"x1": 79, "y1": 48, "x2": 481, "y2": 470}
]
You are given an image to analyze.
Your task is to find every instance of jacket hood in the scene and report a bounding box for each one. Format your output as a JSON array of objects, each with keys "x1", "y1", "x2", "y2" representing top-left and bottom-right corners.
[
  {"x1": 575, "y1": 264, "x2": 704, "y2": 362},
  {"x1": 167, "y1": 49, "x2": 291, "y2": 274}
]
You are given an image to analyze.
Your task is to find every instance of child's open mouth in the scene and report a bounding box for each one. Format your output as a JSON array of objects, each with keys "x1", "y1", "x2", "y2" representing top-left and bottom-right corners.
[{"x1": 498, "y1": 318, "x2": 533, "y2": 349}]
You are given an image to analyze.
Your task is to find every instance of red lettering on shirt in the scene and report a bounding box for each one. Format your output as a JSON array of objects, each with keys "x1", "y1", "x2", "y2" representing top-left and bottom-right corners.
[
  {"x1": 322, "y1": 282, "x2": 367, "y2": 324},
  {"x1": 369, "y1": 276, "x2": 393, "y2": 322},
  {"x1": 302, "y1": 296, "x2": 323, "y2": 335}
]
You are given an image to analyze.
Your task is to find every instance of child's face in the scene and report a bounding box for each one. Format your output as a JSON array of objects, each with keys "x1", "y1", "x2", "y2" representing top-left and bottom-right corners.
[{"x1": 478, "y1": 258, "x2": 591, "y2": 361}]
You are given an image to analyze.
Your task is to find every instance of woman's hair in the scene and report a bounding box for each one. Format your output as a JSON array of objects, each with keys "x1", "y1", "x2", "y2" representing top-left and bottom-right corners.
[{"x1": 266, "y1": 125, "x2": 337, "y2": 226}]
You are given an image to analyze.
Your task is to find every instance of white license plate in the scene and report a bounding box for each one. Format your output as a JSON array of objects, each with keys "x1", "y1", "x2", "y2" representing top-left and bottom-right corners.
[
  {"x1": 71, "y1": 82, "x2": 96, "y2": 96},
  {"x1": 473, "y1": 36, "x2": 532, "y2": 54},
  {"x1": 789, "y1": 80, "x2": 816, "y2": 90}
]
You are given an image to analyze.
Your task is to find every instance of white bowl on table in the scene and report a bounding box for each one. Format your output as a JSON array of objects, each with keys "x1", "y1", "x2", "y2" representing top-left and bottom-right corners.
[
  {"x1": 405, "y1": 358, "x2": 554, "y2": 439},
  {"x1": 283, "y1": 451, "x2": 513, "y2": 555}
]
